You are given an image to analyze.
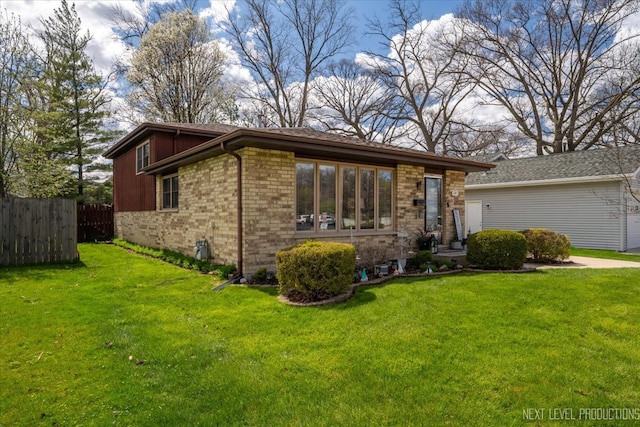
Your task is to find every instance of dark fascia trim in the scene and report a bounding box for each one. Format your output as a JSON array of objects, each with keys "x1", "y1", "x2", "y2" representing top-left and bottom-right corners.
[
  {"x1": 143, "y1": 128, "x2": 496, "y2": 175},
  {"x1": 103, "y1": 122, "x2": 233, "y2": 159}
]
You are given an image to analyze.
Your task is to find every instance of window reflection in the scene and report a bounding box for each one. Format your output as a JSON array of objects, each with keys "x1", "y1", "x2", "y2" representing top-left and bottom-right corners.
[
  {"x1": 341, "y1": 167, "x2": 356, "y2": 230},
  {"x1": 319, "y1": 165, "x2": 336, "y2": 231},
  {"x1": 296, "y1": 163, "x2": 315, "y2": 231},
  {"x1": 296, "y1": 162, "x2": 393, "y2": 232},
  {"x1": 425, "y1": 177, "x2": 442, "y2": 232},
  {"x1": 360, "y1": 169, "x2": 375, "y2": 229},
  {"x1": 379, "y1": 171, "x2": 392, "y2": 229}
]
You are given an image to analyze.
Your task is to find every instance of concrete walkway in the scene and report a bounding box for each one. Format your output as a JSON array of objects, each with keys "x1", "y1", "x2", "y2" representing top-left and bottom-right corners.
[
  {"x1": 530, "y1": 256, "x2": 640, "y2": 269},
  {"x1": 437, "y1": 250, "x2": 640, "y2": 269}
]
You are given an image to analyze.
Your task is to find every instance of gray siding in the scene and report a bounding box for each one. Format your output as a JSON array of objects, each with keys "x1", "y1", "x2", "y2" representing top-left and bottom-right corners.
[
  {"x1": 466, "y1": 181, "x2": 625, "y2": 250},
  {"x1": 627, "y1": 179, "x2": 640, "y2": 249}
]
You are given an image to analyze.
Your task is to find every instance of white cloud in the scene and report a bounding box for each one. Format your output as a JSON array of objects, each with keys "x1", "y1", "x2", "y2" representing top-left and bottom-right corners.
[
  {"x1": 2, "y1": 0, "x2": 136, "y2": 75},
  {"x1": 199, "y1": 0, "x2": 235, "y2": 26}
]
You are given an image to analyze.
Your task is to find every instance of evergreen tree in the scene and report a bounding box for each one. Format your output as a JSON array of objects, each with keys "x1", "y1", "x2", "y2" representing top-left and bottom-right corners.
[{"x1": 33, "y1": 0, "x2": 116, "y2": 202}]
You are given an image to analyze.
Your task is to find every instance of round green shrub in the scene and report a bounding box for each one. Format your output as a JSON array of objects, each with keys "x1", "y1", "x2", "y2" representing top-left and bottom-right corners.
[
  {"x1": 276, "y1": 241, "x2": 356, "y2": 302},
  {"x1": 520, "y1": 228, "x2": 571, "y2": 263},
  {"x1": 466, "y1": 229, "x2": 527, "y2": 270},
  {"x1": 407, "y1": 250, "x2": 433, "y2": 270},
  {"x1": 253, "y1": 268, "x2": 269, "y2": 282}
]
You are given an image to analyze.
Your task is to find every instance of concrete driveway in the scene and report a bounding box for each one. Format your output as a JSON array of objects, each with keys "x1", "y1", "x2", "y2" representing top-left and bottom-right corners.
[{"x1": 530, "y1": 256, "x2": 640, "y2": 269}]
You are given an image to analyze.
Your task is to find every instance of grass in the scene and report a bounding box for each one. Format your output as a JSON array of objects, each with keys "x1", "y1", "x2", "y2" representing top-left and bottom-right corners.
[
  {"x1": 2, "y1": 244, "x2": 640, "y2": 425},
  {"x1": 571, "y1": 247, "x2": 640, "y2": 262}
]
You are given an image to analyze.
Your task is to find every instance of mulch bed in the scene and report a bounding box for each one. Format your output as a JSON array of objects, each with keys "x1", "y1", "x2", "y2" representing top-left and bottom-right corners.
[
  {"x1": 275, "y1": 269, "x2": 465, "y2": 307},
  {"x1": 249, "y1": 262, "x2": 547, "y2": 307}
]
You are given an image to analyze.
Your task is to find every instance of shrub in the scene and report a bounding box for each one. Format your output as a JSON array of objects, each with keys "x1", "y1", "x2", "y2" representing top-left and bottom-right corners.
[
  {"x1": 407, "y1": 250, "x2": 433, "y2": 270},
  {"x1": 520, "y1": 228, "x2": 571, "y2": 263},
  {"x1": 253, "y1": 268, "x2": 268, "y2": 281},
  {"x1": 113, "y1": 238, "x2": 231, "y2": 275},
  {"x1": 466, "y1": 229, "x2": 527, "y2": 270},
  {"x1": 436, "y1": 259, "x2": 454, "y2": 269},
  {"x1": 215, "y1": 264, "x2": 237, "y2": 279},
  {"x1": 355, "y1": 242, "x2": 393, "y2": 271},
  {"x1": 276, "y1": 241, "x2": 356, "y2": 302}
]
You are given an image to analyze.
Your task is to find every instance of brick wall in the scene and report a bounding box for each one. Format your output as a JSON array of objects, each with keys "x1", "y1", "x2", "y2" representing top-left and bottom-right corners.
[
  {"x1": 238, "y1": 148, "x2": 427, "y2": 274},
  {"x1": 396, "y1": 164, "x2": 426, "y2": 251},
  {"x1": 241, "y1": 147, "x2": 297, "y2": 273},
  {"x1": 115, "y1": 154, "x2": 239, "y2": 266},
  {"x1": 113, "y1": 147, "x2": 469, "y2": 275}
]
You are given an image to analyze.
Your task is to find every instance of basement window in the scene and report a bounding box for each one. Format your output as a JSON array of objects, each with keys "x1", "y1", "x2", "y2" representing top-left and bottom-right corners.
[
  {"x1": 136, "y1": 141, "x2": 150, "y2": 174},
  {"x1": 162, "y1": 175, "x2": 179, "y2": 210}
]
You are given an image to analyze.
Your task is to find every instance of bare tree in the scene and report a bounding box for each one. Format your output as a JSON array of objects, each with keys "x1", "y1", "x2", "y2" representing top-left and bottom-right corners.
[
  {"x1": 365, "y1": 0, "x2": 477, "y2": 153},
  {"x1": 310, "y1": 59, "x2": 405, "y2": 143},
  {"x1": 126, "y1": 9, "x2": 234, "y2": 123},
  {"x1": 448, "y1": 124, "x2": 531, "y2": 158},
  {"x1": 107, "y1": 0, "x2": 199, "y2": 50},
  {"x1": 603, "y1": 145, "x2": 640, "y2": 204},
  {"x1": 457, "y1": 0, "x2": 640, "y2": 155},
  {"x1": 107, "y1": 0, "x2": 201, "y2": 125},
  {"x1": 223, "y1": 0, "x2": 354, "y2": 127}
]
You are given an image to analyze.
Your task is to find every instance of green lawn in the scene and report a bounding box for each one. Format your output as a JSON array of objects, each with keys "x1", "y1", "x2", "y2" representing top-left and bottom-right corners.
[
  {"x1": 571, "y1": 247, "x2": 640, "y2": 262},
  {"x1": 2, "y1": 244, "x2": 640, "y2": 426}
]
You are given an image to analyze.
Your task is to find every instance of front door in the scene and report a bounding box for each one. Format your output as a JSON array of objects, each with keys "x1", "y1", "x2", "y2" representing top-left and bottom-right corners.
[{"x1": 465, "y1": 200, "x2": 483, "y2": 237}]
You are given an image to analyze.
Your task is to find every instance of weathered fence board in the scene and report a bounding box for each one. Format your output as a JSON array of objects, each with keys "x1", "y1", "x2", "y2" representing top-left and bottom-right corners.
[
  {"x1": 0, "y1": 198, "x2": 77, "y2": 266},
  {"x1": 77, "y1": 204, "x2": 114, "y2": 242}
]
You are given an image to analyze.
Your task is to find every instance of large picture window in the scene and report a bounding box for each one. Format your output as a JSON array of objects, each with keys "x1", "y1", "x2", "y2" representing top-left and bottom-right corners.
[
  {"x1": 136, "y1": 141, "x2": 150, "y2": 173},
  {"x1": 296, "y1": 161, "x2": 393, "y2": 232},
  {"x1": 162, "y1": 175, "x2": 179, "y2": 210}
]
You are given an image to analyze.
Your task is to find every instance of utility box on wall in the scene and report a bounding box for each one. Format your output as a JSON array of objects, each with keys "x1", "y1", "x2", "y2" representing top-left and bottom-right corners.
[{"x1": 194, "y1": 239, "x2": 209, "y2": 260}]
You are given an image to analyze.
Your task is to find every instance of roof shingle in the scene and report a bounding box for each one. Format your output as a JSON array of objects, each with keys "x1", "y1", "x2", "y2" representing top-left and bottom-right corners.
[{"x1": 466, "y1": 146, "x2": 640, "y2": 186}]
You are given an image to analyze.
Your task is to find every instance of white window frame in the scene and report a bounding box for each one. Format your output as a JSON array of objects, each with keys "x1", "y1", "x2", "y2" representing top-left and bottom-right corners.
[
  {"x1": 136, "y1": 141, "x2": 150, "y2": 174},
  {"x1": 161, "y1": 174, "x2": 179, "y2": 210}
]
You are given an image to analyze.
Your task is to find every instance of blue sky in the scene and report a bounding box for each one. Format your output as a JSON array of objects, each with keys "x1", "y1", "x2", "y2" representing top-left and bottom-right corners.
[
  {"x1": 345, "y1": 0, "x2": 463, "y2": 56},
  {"x1": 3, "y1": 0, "x2": 463, "y2": 71}
]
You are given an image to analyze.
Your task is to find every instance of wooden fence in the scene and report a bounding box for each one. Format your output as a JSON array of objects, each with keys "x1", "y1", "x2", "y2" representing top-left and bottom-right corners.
[
  {"x1": 0, "y1": 198, "x2": 77, "y2": 266},
  {"x1": 77, "y1": 204, "x2": 114, "y2": 243}
]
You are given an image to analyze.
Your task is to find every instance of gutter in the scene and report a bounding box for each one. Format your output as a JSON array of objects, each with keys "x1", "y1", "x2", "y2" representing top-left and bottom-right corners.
[
  {"x1": 466, "y1": 174, "x2": 626, "y2": 190},
  {"x1": 220, "y1": 140, "x2": 243, "y2": 276}
]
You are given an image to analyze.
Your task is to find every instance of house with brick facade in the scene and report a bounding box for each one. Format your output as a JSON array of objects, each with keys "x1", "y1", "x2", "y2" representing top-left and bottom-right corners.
[{"x1": 103, "y1": 123, "x2": 493, "y2": 276}]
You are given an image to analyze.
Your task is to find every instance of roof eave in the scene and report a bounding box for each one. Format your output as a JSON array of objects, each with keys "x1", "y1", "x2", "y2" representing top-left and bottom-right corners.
[
  {"x1": 103, "y1": 122, "x2": 233, "y2": 159},
  {"x1": 143, "y1": 129, "x2": 495, "y2": 175}
]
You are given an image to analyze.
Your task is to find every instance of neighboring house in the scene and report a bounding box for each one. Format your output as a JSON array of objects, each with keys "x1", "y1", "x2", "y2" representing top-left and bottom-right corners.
[
  {"x1": 465, "y1": 147, "x2": 640, "y2": 251},
  {"x1": 104, "y1": 123, "x2": 493, "y2": 276}
]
